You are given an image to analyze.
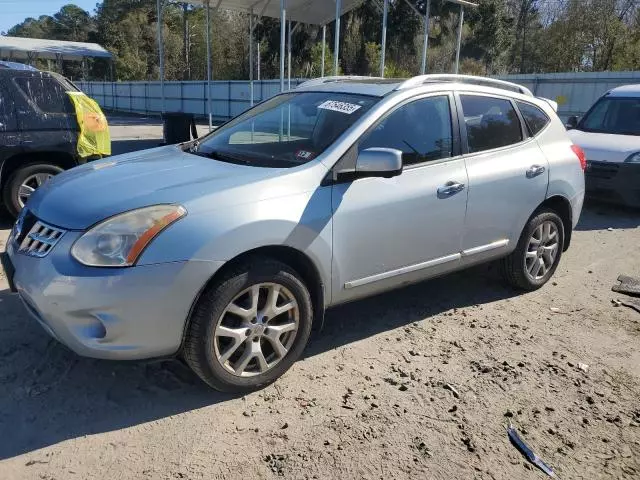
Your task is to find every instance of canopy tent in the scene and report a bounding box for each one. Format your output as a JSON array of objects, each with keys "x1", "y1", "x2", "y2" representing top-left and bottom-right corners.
[
  {"x1": 184, "y1": 0, "x2": 365, "y2": 26},
  {"x1": 160, "y1": 0, "x2": 477, "y2": 130},
  {"x1": 0, "y1": 36, "x2": 112, "y2": 61},
  {"x1": 0, "y1": 36, "x2": 113, "y2": 80}
]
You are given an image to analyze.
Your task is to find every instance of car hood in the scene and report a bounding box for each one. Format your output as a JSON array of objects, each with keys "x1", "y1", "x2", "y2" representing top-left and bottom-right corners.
[
  {"x1": 28, "y1": 145, "x2": 308, "y2": 230},
  {"x1": 567, "y1": 129, "x2": 640, "y2": 162}
]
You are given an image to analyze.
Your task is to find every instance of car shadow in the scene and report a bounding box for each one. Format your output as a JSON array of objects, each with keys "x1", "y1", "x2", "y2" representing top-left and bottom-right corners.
[
  {"x1": 576, "y1": 200, "x2": 640, "y2": 231},
  {"x1": 0, "y1": 263, "x2": 517, "y2": 460},
  {"x1": 306, "y1": 264, "x2": 516, "y2": 357}
]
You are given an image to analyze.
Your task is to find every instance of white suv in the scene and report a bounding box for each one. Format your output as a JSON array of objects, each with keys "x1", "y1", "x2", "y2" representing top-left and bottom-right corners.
[{"x1": 567, "y1": 84, "x2": 640, "y2": 207}]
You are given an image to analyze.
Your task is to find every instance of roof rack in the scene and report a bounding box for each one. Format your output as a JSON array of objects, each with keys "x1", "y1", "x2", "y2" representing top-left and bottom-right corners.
[
  {"x1": 396, "y1": 74, "x2": 533, "y2": 96},
  {"x1": 297, "y1": 76, "x2": 383, "y2": 88}
]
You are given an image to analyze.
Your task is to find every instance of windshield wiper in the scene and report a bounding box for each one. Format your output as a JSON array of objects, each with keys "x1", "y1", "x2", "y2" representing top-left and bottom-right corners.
[{"x1": 194, "y1": 149, "x2": 253, "y2": 165}]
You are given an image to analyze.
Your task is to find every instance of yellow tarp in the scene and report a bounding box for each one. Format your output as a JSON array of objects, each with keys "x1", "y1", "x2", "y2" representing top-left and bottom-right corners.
[{"x1": 67, "y1": 91, "x2": 111, "y2": 157}]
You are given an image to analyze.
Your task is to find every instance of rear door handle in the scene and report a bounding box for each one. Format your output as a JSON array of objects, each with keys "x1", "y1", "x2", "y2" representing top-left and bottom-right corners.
[
  {"x1": 437, "y1": 181, "x2": 465, "y2": 198},
  {"x1": 526, "y1": 165, "x2": 546, "y2": 178}
]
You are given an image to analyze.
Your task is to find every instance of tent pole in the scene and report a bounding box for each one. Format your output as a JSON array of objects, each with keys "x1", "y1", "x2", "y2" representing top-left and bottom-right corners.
[
  {"x1": 334, "y1": 0, "x2": 341, "y2": 75},
  {"x1": 280, "y1": 0, "x2": 286, "y2": 92},
  {"x1": 249, "y1": 7, "x2": 254, "y2": 106},
  {"x1": 257, "y1": 42, "x2": 261, "y2": 80},
  {"x1": 380, "y1": 0, "x2": 388, "y2": 77},
  {"x1": 321, "y1": 24, "x2": 326, "y2": 77},
  {"x1": 420, "y1": 0, "x2": 431, "y2": 74},
  {"x1": 287, "y1": 20, "x2": 292, "y2": 90},
  {"x1": 206, "y1": 0, "x2": 212, "y2": 130},
  {"x1": 157, "y1": 0, "x2": 165, "y2": 114},
  {"x1": 454, "y1": 5, "x2": 464, "y2": 74}
]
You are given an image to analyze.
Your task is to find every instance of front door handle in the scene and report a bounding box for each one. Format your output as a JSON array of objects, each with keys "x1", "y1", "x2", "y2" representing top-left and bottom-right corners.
[
  {"x1": 437, "y1": 181, "x2": 465, "y2": 198},
  {"x1": 526, "y1": 165, "x2": 546, "y2": 178}
]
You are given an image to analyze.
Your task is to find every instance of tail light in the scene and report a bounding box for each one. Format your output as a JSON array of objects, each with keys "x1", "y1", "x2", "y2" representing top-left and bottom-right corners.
[{"x1": 571, "y1": 145, "x2": 587, "y2": 171}]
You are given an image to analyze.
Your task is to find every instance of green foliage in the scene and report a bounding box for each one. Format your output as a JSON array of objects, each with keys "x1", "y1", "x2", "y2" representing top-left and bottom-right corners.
[
  {"x1": 302, "y1": 42, "x2": 341, "y2": 77},
  {"x1": 364, "y1": 42, "x2": 381, "y2": 76},
  {"x1": 3, "y1": 0, "x2": 640, "y2": 81}
]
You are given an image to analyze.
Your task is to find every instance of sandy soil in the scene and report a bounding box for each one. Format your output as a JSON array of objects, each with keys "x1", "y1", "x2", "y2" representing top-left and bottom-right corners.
[{"x1": 0, "y1": 202, "x2": 639, "y2": 480}]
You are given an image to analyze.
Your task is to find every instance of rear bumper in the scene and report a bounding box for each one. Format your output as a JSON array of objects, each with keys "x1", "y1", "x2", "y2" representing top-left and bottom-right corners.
[{"x1": 585, "y1": 161, "x2": 640, "y2": 208}]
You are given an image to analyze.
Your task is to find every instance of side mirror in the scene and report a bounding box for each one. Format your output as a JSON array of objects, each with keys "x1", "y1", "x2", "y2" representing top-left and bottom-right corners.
[
  {"x1": 354, "y1": 148, "x2": 403, "y2": 179},
  {"x1": 565, "y1": 115, "x2": 578, "y2": 130}
]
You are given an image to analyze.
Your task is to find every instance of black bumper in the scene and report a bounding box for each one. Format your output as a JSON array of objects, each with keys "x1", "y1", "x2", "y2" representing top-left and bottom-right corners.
[
  {"x1": 1, "y1": 251, "x2": 17, "y2": 293},
  {"x1": 585, "y1": 161, "x2": 640, "y2": 208}
]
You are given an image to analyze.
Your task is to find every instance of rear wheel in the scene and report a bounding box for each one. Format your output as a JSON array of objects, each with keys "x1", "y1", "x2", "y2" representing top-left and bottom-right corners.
[
  {"x1": 501, "y1": 210, "x2": 564, "y2": 290},
  {"x1": 183, "y1": 258, "x2": 313, "y2": 392},
  {"x1": 3, "y1": 163, "x2": 63, "y2": 217}
]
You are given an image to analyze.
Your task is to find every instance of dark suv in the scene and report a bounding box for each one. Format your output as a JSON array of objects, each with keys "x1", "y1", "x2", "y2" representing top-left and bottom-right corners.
[{"x1": 0, "y1": 68, "x2": 98, "y2": 217}]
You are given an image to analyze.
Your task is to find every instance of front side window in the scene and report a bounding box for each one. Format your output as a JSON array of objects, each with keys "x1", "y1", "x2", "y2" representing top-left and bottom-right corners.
[
  {"x1": 517, "y1": 101, "x2": 550, "y2": 136},
  {"x1": 14, "y1": 77, "x2": 74, "y2": 114},
  {"x1": 461, "y1": 95, "x2": 522, "y2": 153},
  {"x1": 579, "y1": 96, "x2": 640, "y2": 136},
  {"x1": 358, "y1": 95, "x2": 453, "y2": 166},
  {"x1": 196, "y1": 92, "x2": 379, "y2": 167}
]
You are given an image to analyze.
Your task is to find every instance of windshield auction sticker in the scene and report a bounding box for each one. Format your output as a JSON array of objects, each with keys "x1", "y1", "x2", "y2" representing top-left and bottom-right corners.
[{"x1": 318, "y1": 100, "x2": 362, "y2": 114}]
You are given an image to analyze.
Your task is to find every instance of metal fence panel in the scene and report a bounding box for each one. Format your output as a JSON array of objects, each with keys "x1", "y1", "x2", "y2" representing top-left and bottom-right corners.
[
  {"x1": 77, "y1": 73, "x2": 639, "y2": 121},
  {"x1": 496, "y1": 71, "x2": 640, "y2": 119}
]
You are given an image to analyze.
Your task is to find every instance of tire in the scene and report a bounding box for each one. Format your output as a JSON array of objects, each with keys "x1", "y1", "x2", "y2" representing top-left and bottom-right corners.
[
  {"x1": 2, "y1": 163, "x2": 63, "y2": 218},
  {"x1": 501, "y1": 210, "x2": 565, "y2": 291},
  {"x1": 183, "y1": 258, "x2": 313, "y2": 392}
]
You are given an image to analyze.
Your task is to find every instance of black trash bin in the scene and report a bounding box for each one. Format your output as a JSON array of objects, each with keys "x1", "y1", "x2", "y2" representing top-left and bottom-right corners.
[{"x1": 162, "y1": 112, "x2": 197, "y2": 144}]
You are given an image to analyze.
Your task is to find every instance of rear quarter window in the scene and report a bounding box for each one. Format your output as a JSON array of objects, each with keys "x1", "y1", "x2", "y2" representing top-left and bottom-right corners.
[
  {"x1": 14, "y1": 76, "x2": 74, "y2": 114},
  {"x1": 516, "y1": 101, "x2": 550, "y2": 136}
]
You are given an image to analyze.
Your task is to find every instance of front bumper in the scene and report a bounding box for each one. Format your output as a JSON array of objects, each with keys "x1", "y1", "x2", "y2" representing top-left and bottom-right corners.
[
  {"x1": 585, "y1": 161, "x2": 640, "y2": 208},
  {"x1": 5, "y1": 232, "x2": 223, "y2": 360}
]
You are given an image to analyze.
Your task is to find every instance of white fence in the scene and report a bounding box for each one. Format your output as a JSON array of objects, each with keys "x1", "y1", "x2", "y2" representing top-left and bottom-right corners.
[
  {"x1": 77, "y1": 79, "x2": 305, "y2": 121},
  {"x1": 78, "y1": 71, "x2": 640, "y2": 121}
]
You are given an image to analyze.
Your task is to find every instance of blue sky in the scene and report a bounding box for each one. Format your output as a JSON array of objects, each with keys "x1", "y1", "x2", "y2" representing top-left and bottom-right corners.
[{"x1": 0, "y1": 1, "x2": 98, "y2": 34}]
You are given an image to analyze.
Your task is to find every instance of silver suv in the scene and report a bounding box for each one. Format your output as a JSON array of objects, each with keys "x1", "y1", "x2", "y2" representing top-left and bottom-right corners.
[{"x1": 2, "y1": 75, "x2": 585, "y2": 392}]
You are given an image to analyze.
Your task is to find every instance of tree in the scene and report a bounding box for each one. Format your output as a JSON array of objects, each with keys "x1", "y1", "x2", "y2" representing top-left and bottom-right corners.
[{"x1": 2, "y1": 0, "x2": 640, "y2": 80}]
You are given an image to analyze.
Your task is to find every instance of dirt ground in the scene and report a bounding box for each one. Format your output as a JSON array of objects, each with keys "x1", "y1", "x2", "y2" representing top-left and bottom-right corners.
[{"x1": 0, "y1": 202, "x2": 639, "y2": 480}]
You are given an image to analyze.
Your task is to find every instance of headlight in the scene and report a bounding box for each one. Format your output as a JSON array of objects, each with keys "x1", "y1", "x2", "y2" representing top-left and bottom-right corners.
[
  {"x1": 71, "y1": 205, "x2": 187, "y2": 267},
  {"x1": 625, "y1": 152, "x2": 640, "y2": 163}
]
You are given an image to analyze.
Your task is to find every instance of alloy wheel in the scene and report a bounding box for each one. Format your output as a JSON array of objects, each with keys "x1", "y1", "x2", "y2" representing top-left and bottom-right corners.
[
  {"x1": 213, "y1": 282, "x2": 299, "y2": 377},
  {"x1": 524, "y1": 220, "x2": 559, "y2": 281},
  {"x1": 18, "y1": 173, "x2": 54, "y2": 209}
]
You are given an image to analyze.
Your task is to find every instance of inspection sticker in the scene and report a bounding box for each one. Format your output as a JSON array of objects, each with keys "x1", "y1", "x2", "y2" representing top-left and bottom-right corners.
[
  {"x1": 318, "y1": 100, "x2": 362, "y2": 114},
  {"x1": 295, "y1": 150, "x2": 316, "y2": 160}
]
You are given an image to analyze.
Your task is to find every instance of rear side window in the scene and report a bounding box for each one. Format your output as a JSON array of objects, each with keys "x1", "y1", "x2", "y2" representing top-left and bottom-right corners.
[
  {"x1": 517, "y1": 101, "x2": 550, "y2": 136},
  {"x1": 14, "y1": 77, "x2": 72, "y2": 114},
  {"x1": 460, "y1": 95, "x2": 522, "y2": 153}
]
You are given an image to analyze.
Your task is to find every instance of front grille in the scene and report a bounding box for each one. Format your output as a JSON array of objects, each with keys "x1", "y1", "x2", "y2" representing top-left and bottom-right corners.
[
  {"x1": 18, "y1": 221, "x2": 66, "y2": 258},
  {"x1": 586, "y1": 161, "x2": 619, "y2": 180}
]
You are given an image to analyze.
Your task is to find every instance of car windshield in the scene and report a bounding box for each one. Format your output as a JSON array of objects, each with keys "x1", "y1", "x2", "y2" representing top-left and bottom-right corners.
[
  {"x1": 579, "y1": 96, "x2": 640, "y2": 136},
  {"x1": 194, "y1": 92, "x2": 379, "y2": 167}
]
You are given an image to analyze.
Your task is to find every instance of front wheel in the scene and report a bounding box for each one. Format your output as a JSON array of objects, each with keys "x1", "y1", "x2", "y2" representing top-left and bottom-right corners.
[
  {"x1": 501, "y1": 210, "x2": 564, "y2": 291},
  {"x1": 183, "y1": 258, "x2": 313, "y2": 392},
  {"x1": 3, "y1": 163, "x2": 63, "y2": 217}
]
